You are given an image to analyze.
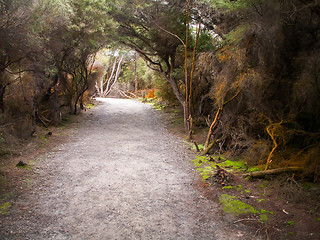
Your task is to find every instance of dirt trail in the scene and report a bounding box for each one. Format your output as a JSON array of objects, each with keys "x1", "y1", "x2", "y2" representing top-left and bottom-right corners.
[{"x1": 1, "y1": 98, "x2": 256, "y2": 239}]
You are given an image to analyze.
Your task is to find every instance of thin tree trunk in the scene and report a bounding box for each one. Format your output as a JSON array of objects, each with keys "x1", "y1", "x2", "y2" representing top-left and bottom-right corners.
[
  {"x1": 203, "y1": 108, "x2": 222, "y2": 154},
  {"x1": 134, "y1": 52, "x2": 138, "y2": 97},
  {"x1": 103, "y1": 57, "x2": 118, "y2": 96},
  {"x1": 188, "y1": 16, "x2": 201, "y2": 140},
  {"x1": 184, "y1": 0, "x2": 190, "y2": 132},
  {"x1": 104, "y1": 56, "x2": 123, "y2": 97},
  {"x1": 163, "y1": 66, "x2": 184, "y2": 107},
  {"x1": 203, "y1": 86, "x2": 241, "y2": 154}
]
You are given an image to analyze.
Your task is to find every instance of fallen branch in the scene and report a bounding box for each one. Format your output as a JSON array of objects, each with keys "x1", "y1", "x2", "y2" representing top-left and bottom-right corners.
[
  {"x1": 244, "y1": 167, "x2": 303, "y2": 178},
  {"x1": 116, "y1": 88, "x2": 136, "y2": 99},
  {"x1": 234, "y1": 218, "x2": 260, "y2": 224}
]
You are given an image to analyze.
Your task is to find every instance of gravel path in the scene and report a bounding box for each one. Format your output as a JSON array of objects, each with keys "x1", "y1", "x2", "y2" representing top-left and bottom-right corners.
[{"x1": 1, "y1": 98, "x2": 251, "y2": 239}]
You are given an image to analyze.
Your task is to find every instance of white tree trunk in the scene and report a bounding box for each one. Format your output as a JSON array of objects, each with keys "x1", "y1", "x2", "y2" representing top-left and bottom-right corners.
[{"x1": 103, "y1": 55, "x2": 124, "y2": 97}]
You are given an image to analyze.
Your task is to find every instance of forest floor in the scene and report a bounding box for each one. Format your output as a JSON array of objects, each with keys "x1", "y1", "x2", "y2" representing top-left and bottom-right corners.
[
  {"x1": 0, "y1": 97, "x2": 319, "y2": 239},
  {"x1": 155, "y1": 102, "x2": 320, "y2": 240}
]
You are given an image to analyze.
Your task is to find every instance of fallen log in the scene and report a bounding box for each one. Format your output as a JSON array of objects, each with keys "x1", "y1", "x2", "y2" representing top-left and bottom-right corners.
[{"x1": 244, "y1": 167, "x2": 303, "y2": 178}]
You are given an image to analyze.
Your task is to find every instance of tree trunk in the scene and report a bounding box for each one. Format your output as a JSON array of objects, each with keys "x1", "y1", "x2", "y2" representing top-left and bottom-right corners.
[
  {"x1": 103, "y1": 57, "x2": 118, "y2": 96},
  {"x1": 31, "y1": 92, "x2": 38, "y2": 135},
  {"x1": 104, "y1": 56, "x2": 123, "y2": 97},
  {"x1": 184, "y1": 0, "x2": 190, "y2": 133},
  {"x1": 134, "y1": 52, "x2": 138, "y2": 97}
]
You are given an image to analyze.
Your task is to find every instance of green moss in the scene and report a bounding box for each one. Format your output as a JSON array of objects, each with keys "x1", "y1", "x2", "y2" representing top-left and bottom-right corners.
[
  {"x1": 192, "y1": 155, "x2": 262, "y2": 182},
  {"x1": 287, "y1": 220, "x2": 295, "y2": 227},
  {"x1": 244, "y1": 189, "x2": 251, "y2": 193},
  {"x1": 219, "y1": 194, "x2": 258, "y2": 216},
  {"x1": 0, "y1": 202, "x2": 11, "y2": 214},
  {"x1": 197, "y1": 166, "x2": 214, "y2": 181},
  {"x1": 222, "y1": 186, "x2": 234, "y2": 189},
  {"x1": 185, "y1": 141, "x2": 205, "y2": 151},
  {"x1": 191, "y1": 155, "x2": 211, "y2": 167},
  {"x1": 247, "y1": 166, "x2": 262, "y2": 172},
  {"x1": 259, "y1": 214, "x2": 268, "y2": 222},
  {"x1": 260, "y1": 209, "x2": 274, "y2": 215},
  {"x1": 191, "y1": 155, "x2": 218, "y2": 181},
  {"x1": 257, "y1": 198, "x2": 266, "y2": 203},
  {"x1": 216, "y1": 159, "x2": 261, "y2": 173},
  {"x1": 317, "y1": 217, "x2": 320, "y2": 221},
  {"x1": 219, "y1": 160, "x2": 246, "y2": 170},
  {"x1": 195, "y1": 144, "x2": 205, "y2": 151},
  {"x1": 256, "y1": 209, "x2": 275, "y2": 222}
]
